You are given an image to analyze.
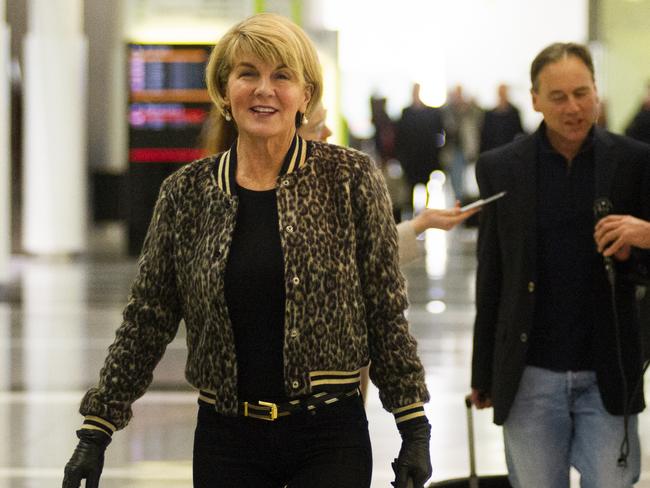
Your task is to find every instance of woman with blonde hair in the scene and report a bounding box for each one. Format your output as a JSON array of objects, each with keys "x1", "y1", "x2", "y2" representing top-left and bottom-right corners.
[{"x1": 63, "y1": 13, "x2": 431, "y2": 488}]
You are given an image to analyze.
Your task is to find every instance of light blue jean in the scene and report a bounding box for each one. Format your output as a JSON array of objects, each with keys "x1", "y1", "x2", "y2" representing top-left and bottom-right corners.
[
  {"x1": 503, "y1": 366, "x2": 640, "y2": 488},
  {"x1": 449, "y1": 147, "x2": 466, "y2": 201}
]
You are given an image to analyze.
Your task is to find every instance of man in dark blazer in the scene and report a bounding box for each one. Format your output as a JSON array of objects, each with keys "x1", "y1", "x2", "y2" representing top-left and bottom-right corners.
[{"x1": 470, "y1": 42, "x2": 650, "y2": 488}]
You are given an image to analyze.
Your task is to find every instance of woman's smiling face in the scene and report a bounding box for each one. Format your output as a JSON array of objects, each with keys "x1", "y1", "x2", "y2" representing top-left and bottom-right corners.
[{"x1": 225, "y1": 55, "x2": 311, "y2": 142}]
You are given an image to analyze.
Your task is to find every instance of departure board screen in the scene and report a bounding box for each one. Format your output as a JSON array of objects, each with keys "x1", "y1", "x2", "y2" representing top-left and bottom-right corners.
[{"x1": 126, "y1": 43, "x2": 214, "y2": 255}]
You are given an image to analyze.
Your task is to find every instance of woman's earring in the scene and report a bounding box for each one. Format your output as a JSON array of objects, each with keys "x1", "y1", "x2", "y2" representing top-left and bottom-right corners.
[
  {"x1": 224, "y1": 108, "x2": 232, "y2": 121},
  {"x1": 301, "y1": 113, "x2": 309, "y2": 125}
]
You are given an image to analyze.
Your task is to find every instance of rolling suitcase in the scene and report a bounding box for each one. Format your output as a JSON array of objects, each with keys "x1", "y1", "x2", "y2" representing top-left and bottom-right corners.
[{"x1": 428, "y1": 396, "x2": 511, "y2": 487}]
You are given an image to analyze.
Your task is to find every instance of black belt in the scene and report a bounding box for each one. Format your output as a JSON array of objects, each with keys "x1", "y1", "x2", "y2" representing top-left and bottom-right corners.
[{"x1": 199, "y1": 388, "x2": 360, "y2": 421}]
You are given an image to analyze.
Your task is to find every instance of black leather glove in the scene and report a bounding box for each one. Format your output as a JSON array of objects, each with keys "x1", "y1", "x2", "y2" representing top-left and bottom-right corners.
[
  {"x1": 62, "y1": 429, "x2": 112, "y2": 488},
  {"x1": 391, "y1": 419, "x2": 432, "y2": 488}
]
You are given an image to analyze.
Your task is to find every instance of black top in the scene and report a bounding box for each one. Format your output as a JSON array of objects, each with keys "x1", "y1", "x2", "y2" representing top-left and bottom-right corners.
[
  {"x1": 224, "y1": 184, "x2": 288, "y2": 403},
  {"x1": 479, "y1": 104, "x2": 524, "y2": 153},
  {"x1": 527, "y1": 127, "x2": 598, "y2": 371},
  {"x1": 395, "y1": 105, "x2": 445, "y2": 185},
  {"x1": 625, "y1": 107, "x2": 650, "y2": 145}
]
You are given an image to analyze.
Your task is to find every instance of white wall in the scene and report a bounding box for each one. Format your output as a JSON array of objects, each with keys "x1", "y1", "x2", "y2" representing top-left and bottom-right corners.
[
  {"x1": 0, "y1": 0, "x2": 10, "y2": 282},
  {"x1": 313, "y1": 0, "x2": 588, "y2": 137},
  {"x1": 85, "y1": 0, "x2": 127, "y2": 172},
  {"x1": 599, "y1": 0, "x2": 650, "y2": 133},
  {"x1": 22, "y1": 0, "x2": 88, "y2": 254}
]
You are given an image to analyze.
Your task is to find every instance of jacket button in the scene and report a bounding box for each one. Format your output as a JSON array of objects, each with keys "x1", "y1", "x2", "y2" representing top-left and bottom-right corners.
[
  {"x1": 292, "y1": 380, "x2": 300, "y2": 389},
  {"x1": 292, "y1": 276, "x2": 300, "y2": 285},
  {"x1": 282, "y1": 180, "x2": 291, "y2": 187},
  {"x1": 527, "y1": 281, "x2": 535, "y2": 293},
  {"x1": 290, "y1": 328, "x2": 299, "y2": 339},
  {"x1": 520, "y1": 333, "x2": 528, "y2": 343},
  {"x1": 286, "y1": 225, "x2": 294, "y2": 233}
]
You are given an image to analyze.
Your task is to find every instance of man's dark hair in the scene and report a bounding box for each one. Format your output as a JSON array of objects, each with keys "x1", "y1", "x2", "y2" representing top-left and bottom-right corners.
[{"x1": 530, "y1": 42, "x2": 595, "y2": 92}]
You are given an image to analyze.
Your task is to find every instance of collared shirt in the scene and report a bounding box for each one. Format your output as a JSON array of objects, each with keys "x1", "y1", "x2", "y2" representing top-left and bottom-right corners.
[{"x1": 527, "y1": 125, "x2": 598, "y2": 371}]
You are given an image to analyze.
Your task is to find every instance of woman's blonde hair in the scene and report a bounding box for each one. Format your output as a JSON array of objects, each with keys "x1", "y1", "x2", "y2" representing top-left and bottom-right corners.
[{"x1": 205, "y1": 13, "x2": 323, "y2": 129}]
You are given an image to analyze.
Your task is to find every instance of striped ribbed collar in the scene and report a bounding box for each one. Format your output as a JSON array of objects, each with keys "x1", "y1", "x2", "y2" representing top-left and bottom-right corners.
[{"x1": 215, "y1": 134, "x2": 309, "y2": 196}]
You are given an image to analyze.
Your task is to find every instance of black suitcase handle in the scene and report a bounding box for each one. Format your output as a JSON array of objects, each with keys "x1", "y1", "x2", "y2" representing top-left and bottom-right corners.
[
  {"x1": 464, "y1": 395, "x2": 480, "y2": 488},
  {"x1": 428, "y1": 398, "x2": 511, "y2": 487}
]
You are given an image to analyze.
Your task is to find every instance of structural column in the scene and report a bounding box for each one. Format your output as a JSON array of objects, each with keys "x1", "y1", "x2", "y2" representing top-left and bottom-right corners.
[
  {"x1": 22, "y1": 0, "x2": 88, "y2": 255},
  {"x1": 0, "y1": 0, "x2": 10, "y2": 282}
]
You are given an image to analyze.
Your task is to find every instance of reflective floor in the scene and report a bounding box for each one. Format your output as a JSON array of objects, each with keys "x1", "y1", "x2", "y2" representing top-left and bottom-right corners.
[{"x1": 2, "y1": 221, "x2": 650, "y2": 487}]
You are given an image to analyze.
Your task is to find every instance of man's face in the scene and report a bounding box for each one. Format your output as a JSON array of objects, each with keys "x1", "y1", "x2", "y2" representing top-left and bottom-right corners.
[{"x1": 531, "y1": 56, "x2": 599, "y2": 149}]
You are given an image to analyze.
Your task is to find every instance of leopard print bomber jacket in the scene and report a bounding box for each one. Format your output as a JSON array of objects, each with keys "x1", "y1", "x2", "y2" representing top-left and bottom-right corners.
[{"x1": 79, "y1": 136, "x2": 430, "y2": 435}]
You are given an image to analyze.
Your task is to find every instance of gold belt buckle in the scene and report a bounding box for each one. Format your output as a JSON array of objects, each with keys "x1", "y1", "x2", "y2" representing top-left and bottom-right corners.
[
  {"x1": 257, "y1": 401, "x2": 278, "y2": 421},
  {"x1": 244, "y1": 401, "x2": 278, "y2": 421}
]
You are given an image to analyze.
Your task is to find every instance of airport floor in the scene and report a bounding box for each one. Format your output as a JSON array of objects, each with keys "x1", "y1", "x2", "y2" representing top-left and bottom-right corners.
[{"x1": 2, "y1": 221, "x2": 650, "y2": 488}]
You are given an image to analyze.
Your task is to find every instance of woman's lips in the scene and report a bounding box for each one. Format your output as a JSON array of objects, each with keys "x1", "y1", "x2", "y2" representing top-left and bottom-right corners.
[{"x1": 251, "y1": 106, "x2": 277, "y2": 114}]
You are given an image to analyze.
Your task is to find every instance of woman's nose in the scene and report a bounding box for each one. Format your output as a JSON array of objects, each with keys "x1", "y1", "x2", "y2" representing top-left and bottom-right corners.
[{"x1": 254, "y1": 76, "x2": 273, "y2": 96}]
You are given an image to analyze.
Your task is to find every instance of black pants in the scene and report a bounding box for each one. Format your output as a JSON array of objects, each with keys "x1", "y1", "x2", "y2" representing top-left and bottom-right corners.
[{"x1": 193, "y1": 394, "x2": 372, "y2": 487}]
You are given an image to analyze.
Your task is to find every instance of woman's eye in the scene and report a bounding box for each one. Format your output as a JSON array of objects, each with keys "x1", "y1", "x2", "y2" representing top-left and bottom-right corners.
[{"x1": 275, "y1": 72, "x2": 291, "y2": 80}]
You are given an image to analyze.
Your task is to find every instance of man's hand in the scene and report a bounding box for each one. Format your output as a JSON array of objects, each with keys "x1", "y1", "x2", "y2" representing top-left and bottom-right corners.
[
  {"x1": 469, "y1": 388, "x2": 492, "y2": 409},
  {"x1": 595, "y1": 215, "x2": 650, "y2": 256}
]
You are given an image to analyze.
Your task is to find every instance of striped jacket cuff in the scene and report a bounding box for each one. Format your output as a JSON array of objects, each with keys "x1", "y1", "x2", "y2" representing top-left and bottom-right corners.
[
  {"x1": 80, "y1": 415, "x2": 116, "y2": 437},
  {"x1": 392, "y1": 402, "x2": 426, "y2": 425}
]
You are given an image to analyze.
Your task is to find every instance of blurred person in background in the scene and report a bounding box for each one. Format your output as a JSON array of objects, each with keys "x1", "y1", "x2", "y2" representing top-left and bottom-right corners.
[
  {"x1": 625, "y1": 81, "x2": 650, "y2": 145},
  {"x1": 371, "y1": 95, "x2": 398, "y2": 164},
  {"x1": 596, "y1": 99, "x2": 609, "y2": 129},
  {"x1": 395, "y1": 83, "x2": 445, "y2": 214},
  {"x1": 62, "y1": 13, "x2": 433, "y2": 488},
  {"x1": 371, "y1": 96, "x2": 407, "y2": 221},
  {"x1": 441, "y1": 84, "x2": 482, "y2": 203},
  {"x1": 479, "y1": 83, "x2": 525, "y2": 153}
]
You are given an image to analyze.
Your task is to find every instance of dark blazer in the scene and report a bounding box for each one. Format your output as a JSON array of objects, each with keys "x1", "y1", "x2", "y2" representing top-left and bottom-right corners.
[
  {"x1": 479, "y1": 103, "x2": 525, "y2": 153},
  {"x1": 471, "y1": 125, "x2": 650, "y2": 425},
  {"x1": 395, "y1": 105, "x2": 445, "y2": 185}
]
